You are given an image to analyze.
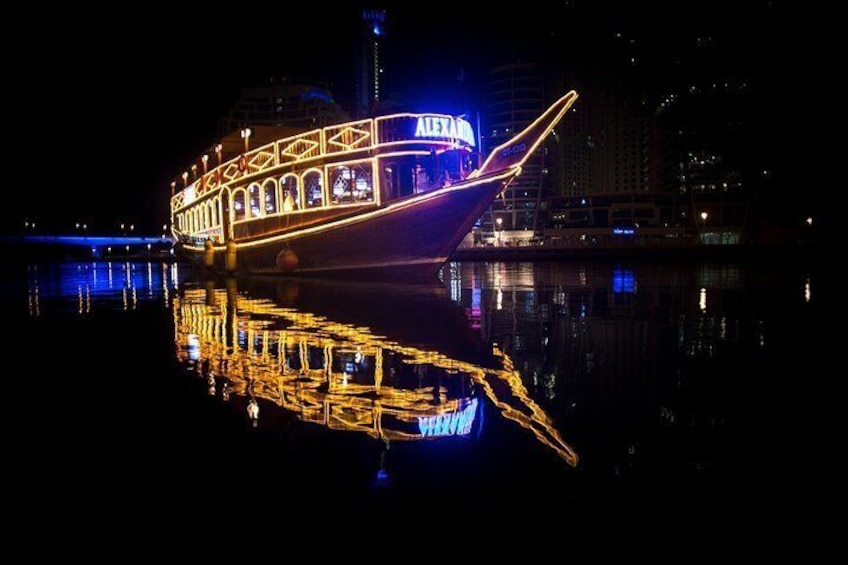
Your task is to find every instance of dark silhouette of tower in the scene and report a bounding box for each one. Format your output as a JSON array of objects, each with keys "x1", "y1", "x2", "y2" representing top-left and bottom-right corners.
[{"x1": 354, "y1": 9, "x2": 387, "y2": 118}]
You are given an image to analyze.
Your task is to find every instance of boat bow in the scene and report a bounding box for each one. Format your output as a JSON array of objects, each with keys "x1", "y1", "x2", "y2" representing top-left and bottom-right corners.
[{"x1": 473, "y1": 90, "x2": 578, "y2": 178}]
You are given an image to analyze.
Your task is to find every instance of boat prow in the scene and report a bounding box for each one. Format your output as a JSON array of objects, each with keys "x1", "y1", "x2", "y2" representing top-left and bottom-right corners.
[{"x1": 473, "y1": 90, "x2": 578, "y2": 178}]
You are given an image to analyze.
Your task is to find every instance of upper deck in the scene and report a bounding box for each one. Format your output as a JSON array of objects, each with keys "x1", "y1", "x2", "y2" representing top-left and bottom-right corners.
[{"x1": 170, "y1": 113, "x2": 477, "y2": 215}]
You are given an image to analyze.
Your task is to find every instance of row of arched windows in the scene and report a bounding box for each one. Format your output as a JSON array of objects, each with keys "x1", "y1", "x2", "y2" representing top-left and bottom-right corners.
[
  {"x1": 177, "y1": 164, "x2": 376, "y2": 235},
  {"x1": 231, "y1": 170, "x2": 324, "y2": 222},
  {"x1": 176, "y1": 196, "x2": 223, "y2": 237}
]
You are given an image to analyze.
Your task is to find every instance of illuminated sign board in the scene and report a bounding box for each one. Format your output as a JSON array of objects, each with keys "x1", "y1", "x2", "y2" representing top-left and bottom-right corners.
[
  {"x1": 612, "y1": 227, "x2": 636, "y2": 236},
  {"x1": 414, "y1": 116, "x2": 476, "y2": 147},
  {"x1": 418, "y1": 399, "x2": 477, "y2": 437}
]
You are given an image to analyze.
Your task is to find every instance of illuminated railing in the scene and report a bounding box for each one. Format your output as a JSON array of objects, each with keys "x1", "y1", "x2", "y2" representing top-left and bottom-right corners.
[{"x1": 174, "y1": 286, "x2": 577, "y2": 464}]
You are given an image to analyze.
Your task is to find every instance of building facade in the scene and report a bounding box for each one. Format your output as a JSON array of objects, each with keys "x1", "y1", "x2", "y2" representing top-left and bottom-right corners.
[{"x1": 219, "y1": 79, "x2": 347, "y2": 136}]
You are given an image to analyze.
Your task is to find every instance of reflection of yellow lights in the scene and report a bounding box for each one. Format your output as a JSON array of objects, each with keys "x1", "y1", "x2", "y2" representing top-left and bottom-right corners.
[
  {"x1": 699, "y1": 287, "x2": 707, "y2": 312},
  {"x1": 805, "y1": 278, "x2": 811, "y2": 303},
  {"x1": 174, "y1": 287, "x2": 577, "y2": 465}
]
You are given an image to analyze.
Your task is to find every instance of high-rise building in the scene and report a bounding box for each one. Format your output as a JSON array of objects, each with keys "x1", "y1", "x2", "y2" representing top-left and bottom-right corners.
[
  {"x1": 219, "y1": 79, "x2": 347, "y2": 136},
  {"x1": 354, "y1": 9, "x2": 387, "y2": 118},
  {"x1": 482, "y1": 38, "x2": 554, "y2": 235},
  {"x1": 560, "y1": 67, "x2": 644, "y2": 198}
]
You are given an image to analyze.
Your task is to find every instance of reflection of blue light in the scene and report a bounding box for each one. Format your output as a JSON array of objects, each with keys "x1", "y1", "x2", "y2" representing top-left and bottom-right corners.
[
  {"x1": 613, "y1": 269, "x2": 636, "y2": 293},
  {"x1": 418, "y1": 399, "x2": 477, "y2": 437},
  {"x1": 187, "y1": 334, "x2": 201, "y2": 361},
  {"x1": 36, "y1": 261, "x2": 169, "y2": 299},
  {"x1": 376, "y1": 469, "x2": 388, "y2": 481},
  {"x1": 373, "y1": 24, "x2": 381, "y2": 36},
  {"x1": 345, "y1": 362, "x2": 356, "y2": 373}
]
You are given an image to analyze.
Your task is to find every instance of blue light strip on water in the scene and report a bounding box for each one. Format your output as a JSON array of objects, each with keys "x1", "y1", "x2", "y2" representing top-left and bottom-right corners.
[{"x1": 418, "y1": 398, "x2": 477, "y2": 437}]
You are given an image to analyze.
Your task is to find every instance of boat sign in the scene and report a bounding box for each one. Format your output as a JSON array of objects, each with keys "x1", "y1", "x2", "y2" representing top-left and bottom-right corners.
[{"x1": 414, "y1": 116, "x2": 476, "y2": 147}]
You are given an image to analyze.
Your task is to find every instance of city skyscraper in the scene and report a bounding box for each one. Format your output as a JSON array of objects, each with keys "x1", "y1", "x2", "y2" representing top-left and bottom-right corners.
[
  {"x1": 481, "y1": 38, "x2": 555, "y2": 236},
  {"x1": 354, "y1": 9, "x2": 387, "y2": 118}
]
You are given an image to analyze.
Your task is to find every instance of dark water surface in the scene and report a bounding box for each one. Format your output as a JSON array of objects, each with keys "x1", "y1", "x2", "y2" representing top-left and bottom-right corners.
[{"x1": 8, "y1": 260, "x2": 828, "y2": 528}]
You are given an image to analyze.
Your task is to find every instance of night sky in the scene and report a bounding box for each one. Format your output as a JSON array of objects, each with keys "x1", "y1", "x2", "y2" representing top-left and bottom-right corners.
[{"x1": 6, "y1": 1, "x2": 802, "y2": 234}]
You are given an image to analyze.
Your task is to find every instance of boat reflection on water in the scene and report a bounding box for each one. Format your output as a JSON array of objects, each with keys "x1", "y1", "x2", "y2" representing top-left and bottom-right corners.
[{"x1": 174, "y1": 277, "x2": 577, "y2": 465}]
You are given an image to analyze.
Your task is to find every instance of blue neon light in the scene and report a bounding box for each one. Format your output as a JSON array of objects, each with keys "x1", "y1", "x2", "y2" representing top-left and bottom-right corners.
[
  {"x1": 612, "y1": 269, "x2": 636, "y2": 293},
  {"x1": 414, "y1": 116, "x2": 476, "y2": 147},
  {"x1": 612, "y1": 227, "x2": 636, "y2": 236},
  {"x1": 418, "y1": 399, "x2": 477, "y2": 437}
]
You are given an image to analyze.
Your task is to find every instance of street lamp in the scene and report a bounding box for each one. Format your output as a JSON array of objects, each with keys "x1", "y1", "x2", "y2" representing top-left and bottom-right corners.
[
  {"x1": 700, "y1": 211, "x2": 708, "y2": 222},
  {"x1": 170, "y1": 181, "x2": 176, "y2": 195},
  {"x1": 806, "y1": 217, "x2": 813, "y2": 226},
  {"x1": 214, "y1": 143, "x2": 223, "y2": 165},
  {"x1": 191, "y1": 164, "x2": 198, "y2": 179},
  {"x1": 182, "y1": 171, "x2": 189, "y2": 187},
  {"x1": 495, "y1": 217, "x2": 503, "y2": 246},
  {"x1": 241, "y1": 128, "x2": 252, "y2": 153},
  {"x1": 130, "y1": 224, "x2": 135, "y2": 232},
  {"x1": 202, "y1": 154, "x2": 209, "y2": 173}
]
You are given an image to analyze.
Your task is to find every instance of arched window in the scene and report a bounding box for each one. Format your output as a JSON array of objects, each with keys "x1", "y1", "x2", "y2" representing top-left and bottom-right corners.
[
  {"x1": 209, "y1": 200, "x2": 218, "y2": 227},
  {"x1": 248, "y1": 183, "x2": 261, "y2": 218},
  {"x1": 330, "y1": 163, "x2": 374, "y2": 205},
  {"x1": 232, "y1": 189, "x2": 247, "y2": 221},
  {"x1": 303, "y1": 170, "x2": 324, "y2": 208},
  {"x1": 280, "y1": 174, "x2": 300, "y2": 212},
  {"x1": 202, "y1": 203, "x2": 210, "y2": 230},
  {"x1": 330, "y1": 166, "x2": 352, "y2": 204},
  {"x1": 177, "y1": 214, "x2": 184, "y2": 231},
  {"x1": 263, "y1": 179, "x2": 278, "y2": 215}
]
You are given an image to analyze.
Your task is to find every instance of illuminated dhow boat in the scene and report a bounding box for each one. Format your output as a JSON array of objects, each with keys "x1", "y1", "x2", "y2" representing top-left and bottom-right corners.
[{"x1": 170, "y1": 92, "x2": 578, "y2": 275}]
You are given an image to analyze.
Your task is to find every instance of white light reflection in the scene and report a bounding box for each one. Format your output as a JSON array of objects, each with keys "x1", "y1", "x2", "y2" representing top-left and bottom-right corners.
[
  {"x1": 699, "y1": 287, "x2": 707, "y2": 312},
  {"x1": 162, "y1": 263, "x2": 170, "y2": 306},
  {"x1": 804, "y1": 278, "x2": 811, "y2": 303}
]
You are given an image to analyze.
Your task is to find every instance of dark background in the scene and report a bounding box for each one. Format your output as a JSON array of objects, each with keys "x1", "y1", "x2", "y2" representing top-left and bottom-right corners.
[{"x1": 6, "y1": 2, "x2": 813, "y2": 235}]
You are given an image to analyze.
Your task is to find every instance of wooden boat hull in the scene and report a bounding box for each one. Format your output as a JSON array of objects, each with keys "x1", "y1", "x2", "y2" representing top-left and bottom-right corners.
[{"x1": 181, "y1": 172, "x2": 511, "y2": 277}]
